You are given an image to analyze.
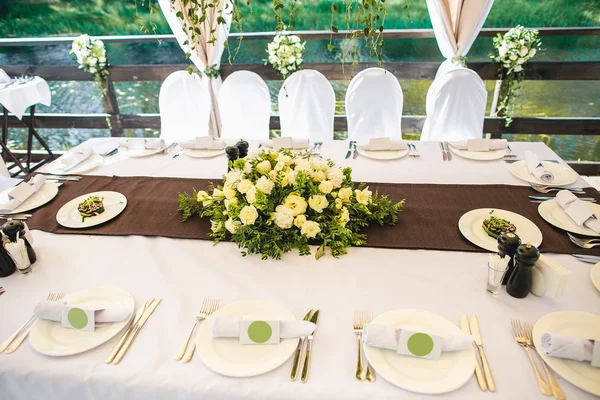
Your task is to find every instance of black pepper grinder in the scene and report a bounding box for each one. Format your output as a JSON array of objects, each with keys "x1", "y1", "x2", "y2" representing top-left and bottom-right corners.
[
  {"x1": 497, "y1": 232, "x2": 521, "y2": 285},
  {"x1": 2, "y1": 219, "x2": 37, "y2": 274},
  {"x1": 236, "y1": 139, "x2": 249, "y2": 158},
  {"x1": 506, "y1": 242, "x2": 539, "y2": 299},
  {"x1": 225, "y1": 145, "x2": 239, "y2": 171}
]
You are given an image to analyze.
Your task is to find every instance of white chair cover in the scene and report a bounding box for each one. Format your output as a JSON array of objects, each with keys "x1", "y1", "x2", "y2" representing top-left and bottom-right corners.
[
  {"x1": 278, "y1": 70, "x2": 335, "y2": 141},
  {"x1": 421, "y1": 67, "x2": 487, "y2": 141},
  {"x1": 219, "y1": 71, "x2": 271, "y2": 140},
  {"x1": 159, "y1": 71, "x2": 211, "y2": 143},
  {"x1": 345, "y1": 68, "x2": 404, "y2": 141},
  {"x1": 0, "y1": 162, "x2": 9, "y2": 177}
]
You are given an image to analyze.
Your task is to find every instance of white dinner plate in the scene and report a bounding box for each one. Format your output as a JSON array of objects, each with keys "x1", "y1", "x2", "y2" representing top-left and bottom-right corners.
[
  {"x1": 448, "y1": 146, "x2": 506, "y2": 161},
  {"x1": 509, "y1": 160, "x2": 578, "y2": 186},
  {"x1": 538, "y1": 199, "x2": 600, "y2": 237},
  {"x1": 532, "y1": 311, "x2": 600, "y2": 396},
  {"x1": 195, "y1": 300, "x2": 298, "y2": 377},
  {"x1": 47, "y1": 153, "x2": 104, "y2": 175},
  {"x1": 0, "y1": 182, "x2": 59, "y2": 214},
  {"x1": 458, "y1": 208, "x2": 543, "y2": 252},
  {"x1": 363, "y1": 309, "x2": 475, "y2": 394},
  {"x1": 119, "y1": 146, "x2": 165, "y2": 158},
  {"x1": 591, "y1": 263, "x2": 600, "y2": 292},
  {"x1": 56, "y1": 191, "x2": 127, "y2": 229},
  {"x1": 184, "y1": 148, "x2": 226, "y2": 158},
  {"x1": 356, "y1": 148, "x2": 410, "y2": 160},
  {"x1": 29, "y1": 287, "x2": 134, "y2": 356}
]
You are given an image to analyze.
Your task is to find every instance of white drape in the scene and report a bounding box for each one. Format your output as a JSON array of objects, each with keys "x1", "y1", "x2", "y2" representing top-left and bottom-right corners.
[
  {"x1": 278, "y1": 70, "x2": 335, "y2": 141},
  {"x1": 345, "y1": 68, "x2": 404, "y2": 141},
  {"x1": 219, "y1": 71, "x2": 271, "y2": 140},
  {"x1": 159, "y1": 71, "x2": 211, "y2": 143}
]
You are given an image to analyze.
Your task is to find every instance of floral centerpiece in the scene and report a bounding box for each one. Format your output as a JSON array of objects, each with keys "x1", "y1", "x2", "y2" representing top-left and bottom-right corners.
[
  {"x1": 491, "y1": 25, "x2": 541, "y2": 126},
  {"x1": 178, "y1": 149, "x2": 404, "y2": 260},
  {"x1": 266, "y1": 30, "x2": 305, "y2": 79},
  {"x1": 70, "y1": 34, "x2": 110, "y2": 97}
]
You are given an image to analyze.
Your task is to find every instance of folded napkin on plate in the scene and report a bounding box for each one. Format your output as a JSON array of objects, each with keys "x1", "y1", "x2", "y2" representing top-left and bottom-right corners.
[
  {"x1": 450, "y1": 139, "x2": 507, "y2": 152},
  {"x1": 363, "y1": 323, "x2": 474, "y2": 359},
  {"x1": 212, "y1": 316, "x2": 316, "y2": 344},
  {"x1": 34, "y1": 300, "x2": 129, "y2": 325},
  {"x1": 48, "y1": 147, "x2": 94, "y2": 174},
  {"x1": 125, "y1": 138, "x2": 165, "y2": 150},
  {"x1": 556, "y1": 190, "x2": 600, "y2": 233},
  {"x1": 0, "y1": 175, "x2": 46, "y2": 212},
  {"x1": 179, "y1": 136, "x2": 226, "y2": 150},
  {"x1": 541, "y1": 333, "x2": 599, "y2": 366},
  {"x1": 357, "y1": 137, "x2": 407, "y2": 151},
  {"x1": 260, "y1": 137, "x2": 310, "y2": 150},
  {"x1": 525, "y1": 151, "x2": 554, "y2": 183},
  {"x1": 531, "y1": 254, "x2": 571, "y2": 298}
]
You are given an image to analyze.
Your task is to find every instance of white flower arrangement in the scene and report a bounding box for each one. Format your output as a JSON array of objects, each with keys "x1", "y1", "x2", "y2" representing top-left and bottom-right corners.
[
  {"x1": 179, "y1": 149, "x2": 404, "y2": 260},
  {"x1": 70, "y1": 34, "x2": 110, "y2": 97},
  {"x1": 266, "y1": 30, "x2": 306, "y2": 79},
  {"x1": 491, "y1": 25, "x2": 541, "y2": 126}
]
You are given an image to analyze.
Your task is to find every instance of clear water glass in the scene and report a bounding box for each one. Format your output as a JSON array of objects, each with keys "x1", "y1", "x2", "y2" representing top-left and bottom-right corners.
[{"x1": 487, "y1": 261, "x2": 508, "y2": 295}]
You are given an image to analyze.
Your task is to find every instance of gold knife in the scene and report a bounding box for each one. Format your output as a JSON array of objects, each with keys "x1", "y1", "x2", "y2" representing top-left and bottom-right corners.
[
  {"x1": 113, "y1": 298, "x2": 162, "y2": 365},
  {"x1": 290, "y1": 309, "x2": 315, "y2": 381},
  {"x1": 461, "y1": 315, "x2": 487, "y2": 391},
  {"x1": 301, "y1": 309, "x2": 320, "y2": 383},
  {"x1": 470, "y1": 315, "x2": 495, "y2": 392},
  {"x1": 105, "y1": 300, "x2": 150, "y2": 363}
]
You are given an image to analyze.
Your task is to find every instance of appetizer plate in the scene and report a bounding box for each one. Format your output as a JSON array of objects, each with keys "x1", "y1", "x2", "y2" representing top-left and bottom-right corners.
[
  {"x1": 195, "y1": 300, "x2": 298, "y2": 377},
  {"x1": 448, "y1": 146, "x2": 506, "y2": 161},
  {"x1": 364, "y1": 309, "x2": 475, "y2": 394},
  {"x1": 56, "y1": 191, "x2": 127, "y2": 229},
  {"x1": 356, "y1": 148, "x2": 410, "y2": 160},
  {"x1": 47, "y1": 153, "x2": 104, "y2": 175},
  {"x1": 509, "y1": 160, "x2": 577, "y2": 186},
  {"x1": 533, "y1": 311, "x2": 600, "y2": 396},
  {"x1": 458, "y1": 208, "x2": 543, "y2": 252},
  {"x1": 30, "y1": 287, "x2": 134, "y2": 356},
  {"x1": 119, "y1": 146, "x2": 165, "y2": 158},
  {"x1": 591, "y1": 263, "x2": 600, "y2": 293},
  {"x1": 183, "y1": 148, "x2": 226, "y2": 158},
  {"x1": 538, "y1": 199, "x2": 600, "y2": 237},
  {"x1": 0, "y1": 182, "x2": 59, "y2": 214}
]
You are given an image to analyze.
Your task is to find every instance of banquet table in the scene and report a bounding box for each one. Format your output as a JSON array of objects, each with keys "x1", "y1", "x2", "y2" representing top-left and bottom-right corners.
[{"x1": 0, "y1": 139, "x2": 599, "y2": 400}]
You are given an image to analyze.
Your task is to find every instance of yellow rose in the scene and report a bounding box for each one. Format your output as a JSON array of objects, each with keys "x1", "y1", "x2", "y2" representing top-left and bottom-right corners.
[
  {"x1": 256, "y1": 160, "x2": 272, "y2": 175},
  {"x1": 212, "y1": 188, "x2": 224, "y2": 200},
  {"x1": 312, "y1": 170, "x2": 326, "y2": 183},
  {"x1": 338, "y1": 187, "x2": 352, "y2": 203},
  {"x1": 237, "y1": 179, "x2": 253, "y2": 194},
  {"x1": 223, "y1": 185, "x2": 236, "y2": 200},
  {"x1": 318, "y1": 180, "x2": 334, "y2": 194},
  {"x1": 294, "y1": 214, "x2": 307, "y2": 228},
  {"x1": 239, "y1": 205, "x2": 259, "y2": 225},
  {"x1": 335, "y1": 198, "x2": 343, "y2": 210},
  {"x1": 301, "y1": 220, "x2": 321, "y2": 239},
  {"x1": 284, "y1": 193, "x2": 308, "y2": 216},
  {"x1": 196, "y1": 190, "x2": 210, "y2": 202},
  {"x1": 225, "y1": 218, "x2": 240, "y2": 234},
  {"x1": 355, "y1": 187, "x2": 372, "y2": 205},
  {"x1": 339, "y1": 207, "x2": 350, "y2": 227},
  {"x1": 308, "y1": 194, "x2": 329, "y2": 213}
]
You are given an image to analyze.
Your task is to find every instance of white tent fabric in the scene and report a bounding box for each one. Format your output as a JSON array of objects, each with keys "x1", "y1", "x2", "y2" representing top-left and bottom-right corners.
[
  {"x1": 278, "y1": 70, "x2": 335, "y2": 141},
  {"x1": 159, "y1": 71, "x2": 211, "y2": 143},
  {"x1": 420, "y1": 67, "x2": 487, "y2": 141},
  {"x1": 345, "y1": 68, "x2": 404, "y2": 141},
  {"x1": 219, "y1": 71, "x2": 271, "y2": 140}
]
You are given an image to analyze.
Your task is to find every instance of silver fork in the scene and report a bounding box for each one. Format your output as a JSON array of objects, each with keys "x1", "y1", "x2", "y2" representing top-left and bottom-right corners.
[
  {"x1": 530, "y1": 183, "x2": 585, "y2": 194},
  {"x1": 444, "y1": 142, "x2": 452, "y2": 161},
  {"x1": 439, "y1": 142, "x2": 447, "y2": 161},
  {"x1": 408, "y1": 143, "x2": 420, "y2": 158},
  {"x1": 176, "y1": 298, "x2": 220, "y2": 363},
  {"x1": 1, "y1": 292, "x2": 65, "y2": 353},
  {"x1": 567, "y1": 232, "x2": 600, "y2": 248}
]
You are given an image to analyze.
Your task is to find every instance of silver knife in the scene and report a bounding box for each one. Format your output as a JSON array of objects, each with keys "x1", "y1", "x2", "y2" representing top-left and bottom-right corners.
[
  {"x1": 460, "y1": 315, "x2": 486, "y2": 391},
  {"x1": 301, "y1": 309, "x2": 320, "y2": 382},
  {"x1": 444, "y1": 142, "x2": 452, "y2": 161},
  {"x1": 440, "y1": 142, "x2": 447, "y2": 161},
  {"x1": 352, "y1": 142, "x2": 358, "y2": 159},
  {"x1": 470, "y1": 315, "x2": 495, "y2": 391},
  {"x1": 572, "y1": 254, "x2": 600, "y2": 263},
  {"x1": 345, "y1": 141, "x2": 354, "y2": 159},
  {"x1": 529, "y1": 195, "x2": 596, "y2": 202}
]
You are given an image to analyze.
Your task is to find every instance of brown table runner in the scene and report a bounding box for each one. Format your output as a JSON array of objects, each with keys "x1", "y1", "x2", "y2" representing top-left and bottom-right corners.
[{"x1": 25, "y1": 175, "x2": 600, "y2": 255}]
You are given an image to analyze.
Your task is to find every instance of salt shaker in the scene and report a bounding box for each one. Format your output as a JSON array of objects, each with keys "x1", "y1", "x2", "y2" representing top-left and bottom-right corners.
[
  {"x1": 225, "y1": 145, "x2": 239, "y2": 171},
  {"x1": 497, "y1": 232, "x2": 521, "y2": 285},
  {"x1": 506, "y1": 242, "x2": 539, "y2": 299},
  {"x1": 2, "y1": 219, "x2": 37, "y2": 274},
  {"x1": 236, "y1": 139, "x2": 249, "y2": 158}
]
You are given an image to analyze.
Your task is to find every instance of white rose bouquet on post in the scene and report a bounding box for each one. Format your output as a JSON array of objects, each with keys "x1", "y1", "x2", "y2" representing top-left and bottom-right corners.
[
  {"x1": 491, "y1": 25, "x2": 541, "y2": 126},
  {"x1": 70, "y1": 34, "x2": 110, "y2": 97},
  {"x1": 179, "y1": 149, "x2": 404, "y2": 260},
  {"x1": 266, "y1": 30, "x2": 305, "y2": 79}
]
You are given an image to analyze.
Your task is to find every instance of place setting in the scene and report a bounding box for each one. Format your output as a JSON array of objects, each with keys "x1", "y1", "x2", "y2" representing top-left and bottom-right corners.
[
  {"x1": 0, "y1": 174, "x2": 62, "y2": 219},
  {"x1": 510, "y1": 151, "x2": 578, "y2": 187},
  {"x1": 176, "y1": 136, "x2": 227, "y2": 158},
  {"x1": 118, "y1": 138, "x2": 172, "y2": 158},
  {"x1": 348, "y1": 137, "x2": 412, "y2": 160},
  {"x1": 45, "y1": 146, "x2": 108, "y2": 176},
  {"x1": 446, "y1": 138, "x2": 508, "y2": 161}
]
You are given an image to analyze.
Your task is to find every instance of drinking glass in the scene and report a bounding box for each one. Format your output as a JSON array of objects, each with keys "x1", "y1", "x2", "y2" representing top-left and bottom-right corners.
[{"x1": 487, "y1": 261, "x2": 508, "y2": 295}]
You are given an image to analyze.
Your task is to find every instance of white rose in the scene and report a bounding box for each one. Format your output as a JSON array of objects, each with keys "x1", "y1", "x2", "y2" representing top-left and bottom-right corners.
[
  {"x1": 514, "y1": 65, "x2": 523, "y2": 72},
  {"x1": 223, "y1": 185, "x2": 237, "y2": 200},
  {"x1": 335, "y1": 198, "x2": 343, "y2": 210},
  {"x1": 339, "y1": 207, "x2": 350, "y2": 227},
  {"x1": 284, "y1": 193, "x2": 308, "y2": 216},
  {"x1": 239, "y1": 205, "x2": 259, "y2": 225},
  {"x1": 318, "y1": 180, "x2": 334, "y2": 194},
  {"x1": 225, "y1": 218, "x2": 241, "y2": 234},
  {"x1": 224, "y1": 197, "x2": 238, "y2": 209},
  {"x1": 520, "y1": 46, "x2": 529, "y2": 57},
  {"x1": 256, "y1": 160, "x2": 272, "y2": 174},
  {"x1": 327, "y1": 167, "x2": 344, "y2": 188},
  {"x1": 246, "y1": 186, "x2": 257, "y2": 204},
  {"x1": 225, "y1": 170, "x2": 242, "y2": 187},
  {"x1": 277, "y1": 154, "x2": 292, "y2": 164},
  {"x1": 301, "y1": 220, "x2": 321, "y2": 239},
  {"x1": 197, "y1": 190, "x2": 210, "y2": 202},
  {"x1": 355, "y1": 187, "x2": 372, "y2": 205},
  {"x1": 237, "y1": 179, "x2": 253, "y2": 194},
  {"x1": 295, "y1": 159, "x2": 311, "y2": 172},
  {"x1": 312, "y1": 170, "x2": 326, "y2": 182},
  {"x1": 256, "y1": 176, "x2": 275, "y2": 194},
  {"x1": 287, "y1": 170, "x2": 297, "y2": 185},
  {"x1": 528, "y1": 48, "x2": 537, "y2": 58},
  {"x1": 338, "y1": 187, "x2": 352, "y2": 203},
  {"x1": 308, "y1": 194, "x2": 329, "y2": 213},
  {"x1": 211, "y1": 220, "x2": 223, "y2": 233},
  {"x1": 212, "y1": 188, "x2": 224, "y2": 200},
  {"x1": 294, "y1": 214, "x2": 306, "y2": 228},
  {"x1": 273, "y1": 205, "x2": 295, "y2": 229}
]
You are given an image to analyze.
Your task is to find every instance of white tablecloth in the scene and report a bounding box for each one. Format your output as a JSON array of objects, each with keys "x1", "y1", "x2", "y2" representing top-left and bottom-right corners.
[
  {"x1": 0, "y1": 139, "x2": 598, "y2": 400},
  {"x1": 0, "y1": 77, "x2": 51, "y2": 120}
]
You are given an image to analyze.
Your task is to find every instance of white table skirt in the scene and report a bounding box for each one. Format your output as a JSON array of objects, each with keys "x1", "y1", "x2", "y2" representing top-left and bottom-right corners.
[
  {"x1": 0, "y1": 139, "x2": 598, "y2": 400},
  {"x1": 0, "y1": 77, "x2": 51, "y2": 119}
]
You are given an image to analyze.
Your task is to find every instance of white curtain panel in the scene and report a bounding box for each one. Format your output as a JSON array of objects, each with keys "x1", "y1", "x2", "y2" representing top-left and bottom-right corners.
[
  {"x1": 219, "y1": 71, "x2": 271, "y2": 140},
  {"x1": 159, "y1": 71, "x2": 211, "y2": 143},
  {"x1": 421, "y1": 67, "x2": 487, "y2": 141},
  {"x1": 278, "y1": 70, "x2": 335, "y2": 141},
  {"x1": 345, "y1": 68, "x2": 404, "y2": 141}
]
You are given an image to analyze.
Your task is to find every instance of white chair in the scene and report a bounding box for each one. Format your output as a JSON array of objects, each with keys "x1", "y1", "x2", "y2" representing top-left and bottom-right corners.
[
  {"x1": 218, "y1": 71, "x2": 271, "y2": 140},
  {"x1": 345, "y1": 68, "x2": 404, "y2": 141},
  {"x1": 159, "y1": 71, "x2": 211, "y2": 143},
  {"x1": 0, "y1": 161, "x2": 8, "y2": 177},
  {"x1": 278, "y1": 70, "x2": 335, "y2": 141},
  {"x1": 420, "y1": 67, "x2": 487, "y2": 142}
]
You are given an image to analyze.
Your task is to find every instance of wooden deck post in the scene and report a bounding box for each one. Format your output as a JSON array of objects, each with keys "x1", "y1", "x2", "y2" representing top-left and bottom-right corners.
[{"x1": 101, "y1": 76, "x2": 124, "y2": 137}]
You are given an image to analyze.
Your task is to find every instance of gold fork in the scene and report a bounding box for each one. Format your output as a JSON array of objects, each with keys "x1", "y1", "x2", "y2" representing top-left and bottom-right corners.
[
  {"x1": 178, "y1": 298, "x2": 220, "y2": 363},
  {"x1": 1, "y1": 292, "x2": 65, "y2": 354},
  {"x1": 353, "y1": 310, "x2": 376, "y2": 382},
  {"x1": 523, "y1": 321, "x2": 565, "y2": 400},
  {"x1": 511, "y1": 319, "x2": 552, "y2": 396}
]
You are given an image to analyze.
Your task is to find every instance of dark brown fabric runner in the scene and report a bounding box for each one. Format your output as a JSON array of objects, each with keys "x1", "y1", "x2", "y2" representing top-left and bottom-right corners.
[{"x1": 25, "y1": 175, "x2": 600, "y2": 255}]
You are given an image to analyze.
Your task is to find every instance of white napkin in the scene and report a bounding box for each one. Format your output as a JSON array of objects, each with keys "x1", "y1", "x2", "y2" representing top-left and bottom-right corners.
[
  {"x1": 357, "y1": 137, "x2": 407, "y2": 151},
  {"x1": 47, "y1": 147, "x2": 93, "y2": 174},
  {"x1": 212, "y1": 316, "x2": 316, "y2": 339},
  {"x1": 531, "y1": 254, "x2": 571, "y2": 298},
  {"x1": 555, "y1": 190, "x2": 600, "y2": 233},
  {"x1": 541, "y1": 333, "x2": 596, "y2": 364},
  {"x1": 179, "y1": 136, "x2": 226, "y2": 150},
  {"x1": 525, "y1": 151, "x2": 554, "y2": 183},
  {"x1": 260, "y1": 137, "x2": 310, "y2": 150},
  {"x1": 451, "y1": 139, "x2": 507, "y2": 152},
  {"x1": 34, "y1": 300, "x2": 129, "y2": 325},
  {"x1": 0, "y1": 175, "x2": 46, "y2": 212},
  {"x1": 125, "y1": 138, "x2": 165, "y2": 150},
  {"x1": 362, "y1": 323, "x2": 474, "y2": 352}
]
